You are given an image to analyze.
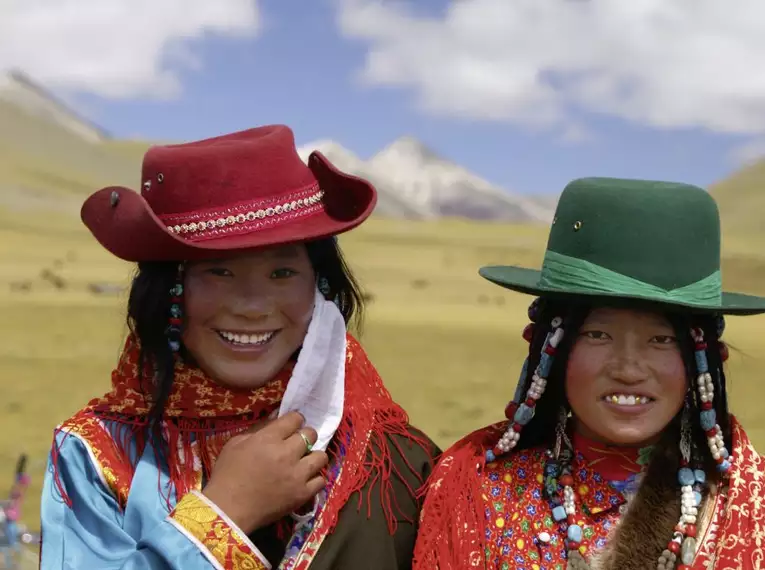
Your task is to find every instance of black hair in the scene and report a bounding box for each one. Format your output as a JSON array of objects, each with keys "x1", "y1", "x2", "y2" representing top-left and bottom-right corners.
[
  {"x1": 125, "y1": 237, "x2": 366, "y2": 437},
  {"x1": 514, "y1": 296, "x2": 732, "y2": 475}
]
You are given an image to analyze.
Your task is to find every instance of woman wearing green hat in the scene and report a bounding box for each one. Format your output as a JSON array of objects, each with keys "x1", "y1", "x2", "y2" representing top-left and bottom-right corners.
[{"x1": 413, "y1": 178, "x2": 765, "y2": 570}]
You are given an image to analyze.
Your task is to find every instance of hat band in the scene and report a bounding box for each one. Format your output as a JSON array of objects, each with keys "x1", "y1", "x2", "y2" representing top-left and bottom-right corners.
[
  {"x1": 539, "y1": 250, "x2": 722, "y2": 307},
  {"x1": 161, "y1": 185, "x2": 324, "y2": 242}
]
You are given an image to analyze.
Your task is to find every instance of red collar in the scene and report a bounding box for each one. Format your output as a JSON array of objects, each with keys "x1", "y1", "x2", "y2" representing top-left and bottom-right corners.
[
  {"x1": 569, "y1": 432, "x2": 654, "y2": 516},
  {"x1": 572, "y1": 431, "x2": 652, "y2": 481}
]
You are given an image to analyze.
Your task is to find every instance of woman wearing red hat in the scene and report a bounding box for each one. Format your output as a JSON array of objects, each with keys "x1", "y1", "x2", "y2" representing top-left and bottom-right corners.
[
  {"x1": 413, "y1": 178, "x2": 765, "y2": 570},
  {"x1": 39, "y1": 125, "x2": 439, "y2": 570}
]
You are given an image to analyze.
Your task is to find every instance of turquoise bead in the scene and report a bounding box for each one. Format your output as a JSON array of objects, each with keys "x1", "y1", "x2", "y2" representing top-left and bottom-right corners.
[
  {"x1": 700, "y1": 410, "x2": 717, "y2": 430},
  {"x1": 514, "y1": 404, "x2": 534, "y2": 426},
  {"x1": 553, "y1": 506, "x2": 567, "y2": 521},
  {"x1": 694, "y1": 491, "x2": 702, "y2": 506},
  {"x1": 485, "y1": 450, "x2": 496, "y2": 463},
  {"x1": 694, "y1": 350, "x2": 708, "y2": 373},
  {"x1": 538, "y1": 353, "x2": 553, "y2": 377},
  {"x1": 694, "y1": 469, "x2": 706, "y2": 484},
  {"x1": 567, "y1": 524, "x2": 582, "y2": 543},
  {"x1": 678, "y1": 467, "x2": 695, "y2": 486}
]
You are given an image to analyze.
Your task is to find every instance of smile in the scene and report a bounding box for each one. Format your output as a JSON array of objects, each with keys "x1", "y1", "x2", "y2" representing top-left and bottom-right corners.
[
  {"x1": 216, "y1": 330, "x2": 277, "y2": 346},
  {"x1": 601, "y1": 394, "x2": 654, "y2": 406}
]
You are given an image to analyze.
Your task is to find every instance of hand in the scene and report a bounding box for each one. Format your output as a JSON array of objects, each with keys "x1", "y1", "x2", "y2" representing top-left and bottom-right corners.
[{"x1": 202, "y1": 411, "x2": 329, "y2": 534}]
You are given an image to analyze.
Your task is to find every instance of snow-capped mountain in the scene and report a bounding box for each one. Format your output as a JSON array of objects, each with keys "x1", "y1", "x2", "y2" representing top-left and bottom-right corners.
[
  {"x1": 298, "y1": 136, "x2": 555, "y2": 223},
  {"x1": 297, "y1": 140, "x2": 431, "y2": 219}
]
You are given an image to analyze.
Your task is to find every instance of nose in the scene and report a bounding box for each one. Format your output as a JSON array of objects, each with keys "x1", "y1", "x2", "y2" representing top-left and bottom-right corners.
[
  {"x1": 227, "y1": 282, "x2": 276, "y2": 320},
  {"x1": 609, "y1": 340, "x2": 649, "y2": 385}
]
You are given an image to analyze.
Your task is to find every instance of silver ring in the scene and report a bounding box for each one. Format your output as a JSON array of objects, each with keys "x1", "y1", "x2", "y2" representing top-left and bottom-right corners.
[{"x1": 299, "y1": 431, "x2": 313, "y2": 455}]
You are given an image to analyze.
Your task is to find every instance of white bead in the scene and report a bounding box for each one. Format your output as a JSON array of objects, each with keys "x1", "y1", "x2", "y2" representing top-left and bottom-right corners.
[
  {"x1": 683, "y1": 515, "x2": 697, "y2": 524},
  {"x1": 549, "y1": 328, "x2": 565, "y2": 347},
  {"x1": 551, "y1": 317, "x2": 563, "y2": 328}
]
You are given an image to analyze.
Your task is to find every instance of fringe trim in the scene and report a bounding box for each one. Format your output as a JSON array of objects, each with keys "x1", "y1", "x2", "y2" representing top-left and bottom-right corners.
[
  {"x1": 412, "y1": 422, "x2": 504, "y2": 570},
  {"x1": 51, "y1": 336, "x2": 434, "y2": 539}
]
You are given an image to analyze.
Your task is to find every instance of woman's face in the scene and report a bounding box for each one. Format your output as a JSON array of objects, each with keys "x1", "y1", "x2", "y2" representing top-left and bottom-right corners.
[
  {"x1": 565, "y1": 307, "x2": 688, "y2": 447},
  {"x1": 182, "y1": 245, "x2": 316, "y2": 390}
]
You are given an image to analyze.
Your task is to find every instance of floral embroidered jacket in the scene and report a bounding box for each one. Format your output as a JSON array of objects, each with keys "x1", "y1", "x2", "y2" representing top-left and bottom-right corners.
[{"x1": 413, "y1": 416, "x2": 765, "y2": 570}]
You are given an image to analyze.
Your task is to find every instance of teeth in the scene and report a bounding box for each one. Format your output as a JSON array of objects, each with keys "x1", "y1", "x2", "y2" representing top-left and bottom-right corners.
[
  {"x1": 603, "y1": 394, "x2": 650, "y2": 406},
  {"x1": 219, "y1": 331, "x2": 275, "y2": 345}
]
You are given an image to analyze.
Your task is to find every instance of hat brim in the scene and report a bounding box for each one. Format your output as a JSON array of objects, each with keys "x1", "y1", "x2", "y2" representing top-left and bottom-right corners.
[
  {"x1": 81, "y1": 151, "x2": 377, "y2": 262},
  {"x1": 479, "y1": 265, "x2": 765, "y2": 316}
]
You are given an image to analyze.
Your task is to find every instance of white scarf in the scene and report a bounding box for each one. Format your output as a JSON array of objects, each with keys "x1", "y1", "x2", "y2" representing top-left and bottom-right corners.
[{"x1": 277, "y1": 288, "x2": 346, "y2": 451}]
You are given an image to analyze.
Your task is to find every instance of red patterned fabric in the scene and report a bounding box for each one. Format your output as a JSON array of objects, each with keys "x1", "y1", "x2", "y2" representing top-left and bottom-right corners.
[
  {"x1": 53, "y1": 332, "x2": 432, "y2": 542},
  {"x1": 481, "y1": 447, "x2": 625, "y2": 569},
  {"x1": 413, "y1": 416, "x2": 764, "y2": 570}
]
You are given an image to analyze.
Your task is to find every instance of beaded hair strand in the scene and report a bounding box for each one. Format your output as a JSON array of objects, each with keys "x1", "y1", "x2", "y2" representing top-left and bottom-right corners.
[{"x1": 487, "y1": 300, "x2": 564, "y2": 463}]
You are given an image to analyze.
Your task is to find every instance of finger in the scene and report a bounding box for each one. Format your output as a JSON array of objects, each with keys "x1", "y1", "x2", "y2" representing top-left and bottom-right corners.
[
  {"x1": 243, "y1": 417, "x2": 275, "y2": 435},
  {"x1": 286, "y1": 427, "x2": 319, "y2": 457},
  {"x1": 268, "y1": 411, "x2": 306, "y2": 439},
  {"x1": 305, "y1": 474, "x2": 327, "y2": 498},
  {"x1": 298, "y1": 450, "x2": 329, "y2": 479}
]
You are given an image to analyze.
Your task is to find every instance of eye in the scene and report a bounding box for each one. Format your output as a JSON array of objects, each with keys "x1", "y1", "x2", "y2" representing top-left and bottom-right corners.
[
  {"x1": 206, "y1": 267, "x2": 233, "y2": 277},
  {"x1": 651, "y1": 335, "x2": 677, "y2": 345},
  {"x1": 271, "y1": 267, "x2": 298, "y2": 279},
  {"x1": 581, "y1": 330, "x2": 610, "y2": 341}
]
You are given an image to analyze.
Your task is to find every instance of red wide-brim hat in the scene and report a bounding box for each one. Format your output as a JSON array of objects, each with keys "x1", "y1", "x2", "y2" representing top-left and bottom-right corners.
[{"x1": 81, "y1": 125, "x2": 377, "y2": 262}]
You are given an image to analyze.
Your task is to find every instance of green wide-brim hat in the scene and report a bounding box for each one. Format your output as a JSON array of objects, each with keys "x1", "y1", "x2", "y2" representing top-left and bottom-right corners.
[{"x1": 480, "y1": 177, "x2": 765, "y2": 315}]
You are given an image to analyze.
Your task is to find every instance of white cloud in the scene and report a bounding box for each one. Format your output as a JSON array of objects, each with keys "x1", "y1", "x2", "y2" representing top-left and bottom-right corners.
[
  {"x1": 337, "y1": 0, "x2": 765, "y2": 137},
  {"x1": 0, "y1": 0, "x2": 260, "y2": 99}
]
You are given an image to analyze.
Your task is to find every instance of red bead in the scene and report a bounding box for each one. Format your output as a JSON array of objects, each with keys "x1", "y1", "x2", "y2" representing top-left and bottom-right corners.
[
  {"x1": 716, "y1": 455, "x2": 725, "y2": 464},
  {"x1": 504, "y1": 402, "x2": 518, "y2": 420},
  {"x1": 701, "y1": 402, "x2": 714, "y2": 411},
  {"x1": 512, "y1": 422, "x2": 523, "y2": 432},
  {"x1": 567, "y1": 515, "x2": 576, "y2": 525},
  {"x1": 169, "y1": 318, "x2": 182, "y2": 326},
  {"x1": 706, "y1": 427, "x2": 718, "y2": 437},
  {"x1": 695, "y1": 342, "x2": 708, "y2": 351},
  {"x1": 680, "y1": 458, "x2": 689, "y2": 467},
  {"x1": 668, "y1": 541, "x2": 680, "y2": 554},
  {"x1": 522, "y1": 323, "x2": 535, "y2": 343},
  {"x1": 685, "y1": 524, "x2": 697, "y2": 538},
  {"x1": 171, "y1": 296, "x2": 182, "y2": 303},
  {"x1": 719, "y1": 342, "x2": 729, "y2": 362},
  {"x1": 544, "y1": 345, "x2": 556, "y2": 356},
  {"x1": 560, "y1": 474, "x2": 574, "y2": 487},
  {"x1": 525, "y1": 398, "x2": 536, "y2": 408}
]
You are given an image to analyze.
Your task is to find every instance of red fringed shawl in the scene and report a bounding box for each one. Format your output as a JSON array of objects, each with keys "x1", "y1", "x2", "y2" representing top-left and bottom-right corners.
[
  {"x1": 412, "y1": 416, "x2": 765, "y2": 570},
  {"x1": 54, "y1": 332, "x2": 431, "y2": 538}
]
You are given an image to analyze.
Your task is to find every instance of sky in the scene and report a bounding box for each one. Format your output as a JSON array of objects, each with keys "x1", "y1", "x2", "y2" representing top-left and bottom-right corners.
[{"x1": 3, "y1": 0, "x2": 765, "y2": 196}]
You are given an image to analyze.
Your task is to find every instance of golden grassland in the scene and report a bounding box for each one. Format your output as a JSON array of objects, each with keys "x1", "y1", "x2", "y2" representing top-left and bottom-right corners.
[{"x1": 2, "y1": 211, "x2": 765, "y2": 541}]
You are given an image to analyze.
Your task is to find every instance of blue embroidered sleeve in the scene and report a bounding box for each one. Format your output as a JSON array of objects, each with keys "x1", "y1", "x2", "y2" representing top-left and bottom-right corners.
[{"x1": 39, "y1": 431, "x2": 269, "y2": 570}]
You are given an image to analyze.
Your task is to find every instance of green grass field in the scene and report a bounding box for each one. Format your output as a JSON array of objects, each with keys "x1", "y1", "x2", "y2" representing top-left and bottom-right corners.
[{"x1": 2, "y1": 103, "x2": 765, "y2": 563}]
